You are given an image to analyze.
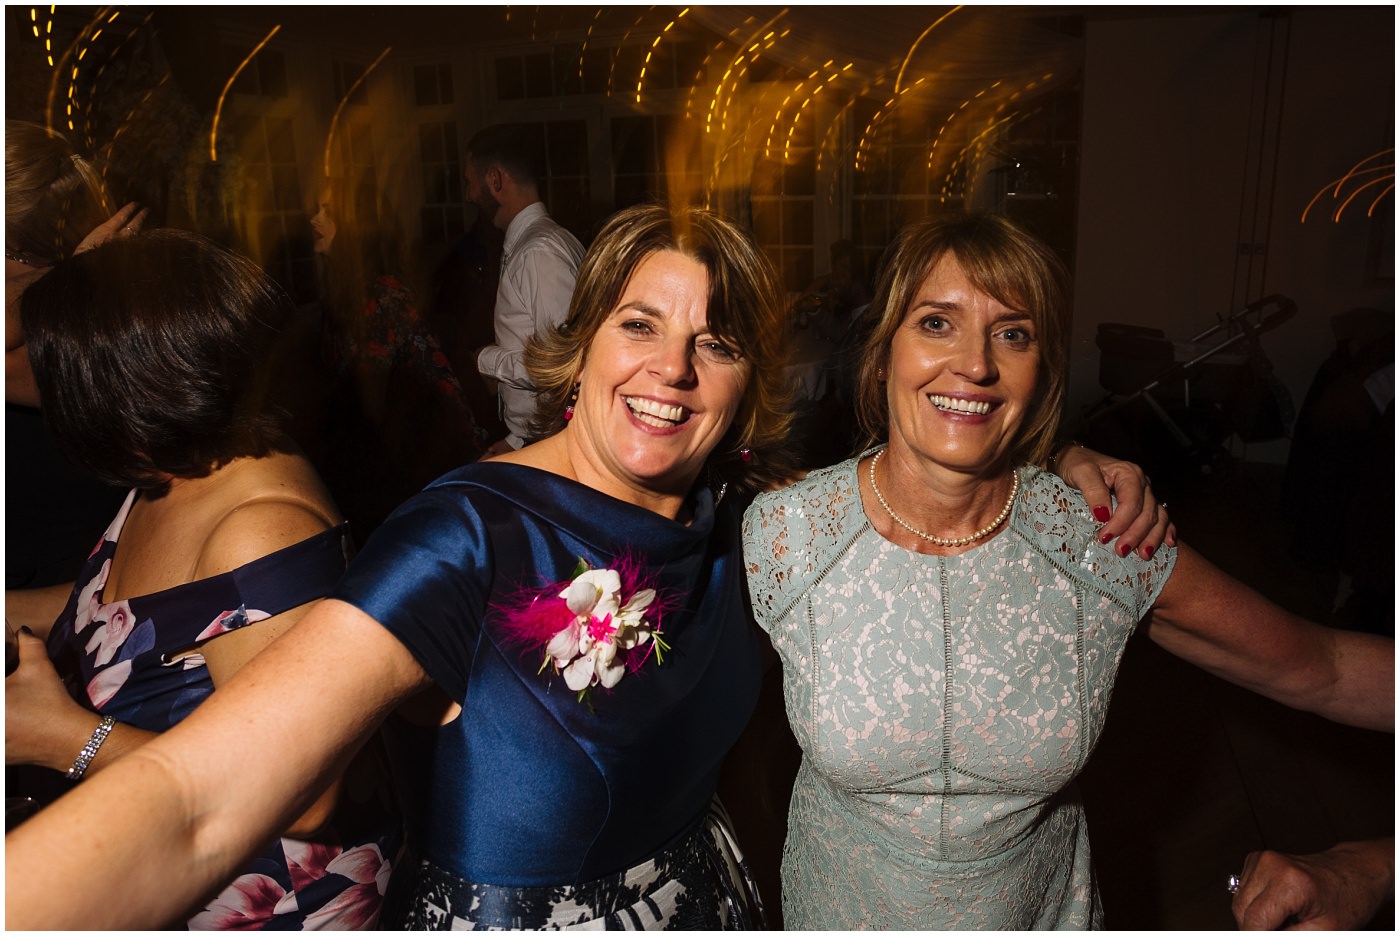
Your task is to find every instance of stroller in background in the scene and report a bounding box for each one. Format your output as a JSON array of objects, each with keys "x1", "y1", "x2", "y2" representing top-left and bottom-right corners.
[{"x1": 1073, "y1": 294, "x2": 1298, "y2": 482}]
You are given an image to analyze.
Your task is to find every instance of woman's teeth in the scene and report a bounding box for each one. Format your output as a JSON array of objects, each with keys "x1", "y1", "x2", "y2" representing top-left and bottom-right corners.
[
  {"x1": 931, "y1": 394, "x2": 992, "y2": 415},
  {"x1": 625, "y1": 396, "x2": 687, "y2": 427}
]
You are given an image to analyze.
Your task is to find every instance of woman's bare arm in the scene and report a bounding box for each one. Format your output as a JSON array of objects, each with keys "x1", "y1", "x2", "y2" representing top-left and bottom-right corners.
[
  {"x1": 4, "y1": 582, "x2": 74, "y2": 640},
  {"x1": 1144, "y1": 544, "x2": 1393, "y2": 731},
  {"x1": 5, "y1": 597, "x2": 430, "y2": 930}
]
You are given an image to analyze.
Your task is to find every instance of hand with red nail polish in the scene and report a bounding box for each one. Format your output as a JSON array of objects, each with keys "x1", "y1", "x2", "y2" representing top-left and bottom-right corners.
[{"x1": 1049, "y1": 445, "x2": 1172, "y2": 560}]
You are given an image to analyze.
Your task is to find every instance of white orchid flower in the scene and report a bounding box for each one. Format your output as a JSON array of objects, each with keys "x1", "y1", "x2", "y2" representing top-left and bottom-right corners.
[
  {"x1": 596, "y1": 654, "x2": 626, "y2": 688},
  {"x1": 545, "y1": 621, "x2": 581, "y2": 667},
  {"x1": 611, "y1": 588, "x2": 657, "y2": 649},
  {"x1": 563, "y1": 655, "x2": 596, "y2": 691},
  {"x1": 542, "y1": 562, "x2": 666, "y2": 701},
  {"x1": 561, "y1": 569, "x2": 622, "y2": 620}
]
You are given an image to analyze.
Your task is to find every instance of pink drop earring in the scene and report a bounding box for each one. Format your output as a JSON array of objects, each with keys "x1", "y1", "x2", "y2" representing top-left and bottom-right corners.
[{"x1": 564, "y1": 383, "x2": 579, "y2": 421}]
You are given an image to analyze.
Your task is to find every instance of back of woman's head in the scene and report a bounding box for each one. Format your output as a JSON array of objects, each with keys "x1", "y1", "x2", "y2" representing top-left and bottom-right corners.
[
  {"x1": 853, "y1": 212, "x2": 1070, "y2": 466},
  {"x1": 22, "y1": 228, "x2": 293, "y2": 495},
  {"x1": 6, "y1": 121, "x2": 109, "y2": 265},
  {"x1": 527, "y1": 202, "x2": 797, "y2": 495}
]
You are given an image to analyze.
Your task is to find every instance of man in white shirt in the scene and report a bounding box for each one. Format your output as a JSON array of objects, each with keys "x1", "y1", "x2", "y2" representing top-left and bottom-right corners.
[{"x1": 468, "y1": 124, "x2": 586, "y2": 453}]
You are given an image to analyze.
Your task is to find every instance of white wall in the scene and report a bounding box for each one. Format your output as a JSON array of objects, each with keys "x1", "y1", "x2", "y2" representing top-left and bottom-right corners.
[{"x1": 1073, "y1": 8, "x2": 1393, "y2": 462}]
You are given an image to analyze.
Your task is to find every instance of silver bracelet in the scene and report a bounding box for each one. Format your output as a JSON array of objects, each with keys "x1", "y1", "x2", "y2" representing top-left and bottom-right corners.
[{"x1": 65, "y1": 714, "x2": 116, "y2": 781}]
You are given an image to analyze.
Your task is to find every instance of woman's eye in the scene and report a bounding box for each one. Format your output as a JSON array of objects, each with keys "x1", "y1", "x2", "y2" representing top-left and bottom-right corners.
[
  {"x1": 620, "y1": 319, "x2": 653, "y2": 335},
  {"x1": 697, "y1": 339, "x2": 740, "y2": 363},
  {"x1": 998, "y1": 327, "x2": 1034, "y2": 348},
  {"x1": 919, "y1": 315, "x2": 949, "y2": 333}
]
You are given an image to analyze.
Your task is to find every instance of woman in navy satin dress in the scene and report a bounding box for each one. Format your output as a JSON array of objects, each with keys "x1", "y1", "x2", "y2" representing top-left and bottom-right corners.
[{"x1": 7, "y1": 204, "x2": 798, "y2": 930}]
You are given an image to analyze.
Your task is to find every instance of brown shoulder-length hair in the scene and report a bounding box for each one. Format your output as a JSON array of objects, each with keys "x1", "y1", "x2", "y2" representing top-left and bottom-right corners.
[
  {"x1": 22, "y1": 229, "x2": 292, "y2": 496},
  {"x1": 853, "y1": 213, "x2": 1070, "y2": 466},
  {"x1": 5, "y1": 120, "x2": 109, "y2": 265},
  {"x1": 526, "y1": 202, "x2": 797, "y2": 495}
]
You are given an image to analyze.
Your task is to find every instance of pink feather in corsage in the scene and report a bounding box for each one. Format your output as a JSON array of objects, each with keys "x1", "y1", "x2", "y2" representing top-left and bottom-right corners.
[{"x1": 499, "y1": 556, "x2": 673, "y2": 704}]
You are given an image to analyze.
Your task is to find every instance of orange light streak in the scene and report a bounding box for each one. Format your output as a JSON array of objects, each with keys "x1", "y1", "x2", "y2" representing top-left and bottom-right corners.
[
  {"x1": 1301, "y1": 149, "x2": 1395, "y2": 223},
  {"x1": 637, "y1": 8, "x2": 687, "y2": 103},
  {"x1": 704, "y1": 9, "x2": 788, "y2": 135},
  {"x1": 323, "y1": 45, "x2": 393, "y2": 177},
  {"x1": 211, "y1": 25, "x2": 281, "y2": 162},
  {"x1": 894, "y1": 6, "x2": 962, "y2": 93},
  {"x1": 1367, "y1": 183, "x2": 1395, "y2": 218},
  {"x1": 1332, "y1": 174, "x2": 1393, "y2": 223}
]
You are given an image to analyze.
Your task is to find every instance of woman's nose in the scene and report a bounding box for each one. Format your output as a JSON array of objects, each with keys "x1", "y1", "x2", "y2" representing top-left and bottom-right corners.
[
  {"x1": 953, "y1": 335, "x2": 997, "y2": 383},
  {"x1": 650, "y1": 339, "x2": 697, "y2": 385}
]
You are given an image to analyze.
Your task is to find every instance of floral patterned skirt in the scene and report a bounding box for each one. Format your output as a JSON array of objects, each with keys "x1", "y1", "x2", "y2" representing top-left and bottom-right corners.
[{"x1": 388, "y1": 800, "x2": 765, "y2": 930}]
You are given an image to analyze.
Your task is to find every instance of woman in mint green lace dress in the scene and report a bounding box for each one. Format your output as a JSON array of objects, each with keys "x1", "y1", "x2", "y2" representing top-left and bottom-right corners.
[{"x1": 742, "y1": 214, "x2": 1393, "y2": 929}]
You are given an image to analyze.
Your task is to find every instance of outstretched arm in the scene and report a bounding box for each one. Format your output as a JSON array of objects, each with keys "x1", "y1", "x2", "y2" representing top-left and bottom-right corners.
[
  {"x1": 1050, "y1": 443, "x2": 1176, "y2": 559},
  {"x1": 1233, "y1": 838, "x2": 1394, "y2": 930},
  {"x1": 5, "y1": 599, "x2": 431, "y2": 931},
  {"x1": 1144, "y1": 544, "x2": 1393, "y2": 731}
]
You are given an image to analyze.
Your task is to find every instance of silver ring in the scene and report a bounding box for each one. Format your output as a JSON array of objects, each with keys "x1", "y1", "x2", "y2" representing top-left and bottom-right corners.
[
  {"x1": 1227, "y1": 873, "x2": 1241, "y2": 894},
  {"x1": 1159, "y1": 501, "x2": 1168, "y2": 511}
]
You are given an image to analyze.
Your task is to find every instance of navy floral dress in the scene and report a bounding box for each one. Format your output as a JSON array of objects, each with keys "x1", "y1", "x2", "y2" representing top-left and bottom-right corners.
[{"x1": 44, "y1": 491, "x2": 402, "y2": 930}]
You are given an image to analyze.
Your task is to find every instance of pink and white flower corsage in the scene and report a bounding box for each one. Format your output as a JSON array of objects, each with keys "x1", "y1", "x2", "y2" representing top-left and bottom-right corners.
[{"x1": 502, "y1": 558, "x2": 671, "y2": 704}]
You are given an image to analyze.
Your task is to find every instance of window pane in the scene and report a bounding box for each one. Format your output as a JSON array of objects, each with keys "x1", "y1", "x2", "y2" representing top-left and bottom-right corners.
[
  {"x1": 414, "y1": 64, "x2": 439, "y2": 106},
  {"x1": 272, "y1": 166, "x2": 302, "y2": 211},
  {"x1": 783, "y1": 201, "x2": 814, "y2": 246},
  {"x1": 548, "y1": 177, "x2": 590, "y2": 240},
  {"x1": 750, "y1": 157, "x2": 780, "y2": 199},
  {"x1": 553, "y1": 43, "x2": 583, "y2": 96},
  {"x1": 614, "y1": 175, "x2": 650, "y2": 210},
  {"x1": 419, "y1": 122, "x2": 444, "y2": 162},
  {"x1": 496, "y1": 56, "x2": 525, "y2": 100},
  {"x1": 853, "y1": 199, "x2": 889, "y2": 245},
  {"x1": 783, "y1": 248, "x2": 813, "y2": 294},
  {"x1": 261, "y1": 51, "x2": 288, "y2": 99},
  {"x1": 443, "y1": 205, "x2": 465, "y2": 242},
  {"x1": 547, "y1": 121, "x2": 588, "y2": 176},
  {"x1": 611, "y1": 116, "x2": 652, "y2": 176},
  {"x1": 751, "y1": 202, "x2": 780, "y2": 244},
  {"x1": 524, "y1": 52, "x2": 552, "y2": 98},
  {"x1": 612, "y1": 46, "x2": 643, "y2": 94},
  {"x1": 421, "y1": 206, "x2": 445, "y2": 245},
  {"x1": 673, "y1": 40, "x2": 707, "y2": 85},
  {"x1": 581, "y1": 46, "x2": 612, "y2": 95},
  {"x1": 265, "y1": 117, "x2": 296, "y2": 164},
  {"x1": 645, "y1": 41, "x2": 675, "y2": 91},
  {"x1": 783, "y1": 151, "x2": 815, "y2": 197},
  {"x1": 437, "y1": 63, "x2": 455, "y2": 105},
  {"x1": 350, "y1": 122, "x2": 375, "y2": 165}
]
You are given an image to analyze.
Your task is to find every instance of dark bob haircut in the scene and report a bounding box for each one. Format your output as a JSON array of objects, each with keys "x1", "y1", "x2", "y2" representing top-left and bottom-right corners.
[{"x1": 21, "y1": 229, "x2": 293, "y2": 495}]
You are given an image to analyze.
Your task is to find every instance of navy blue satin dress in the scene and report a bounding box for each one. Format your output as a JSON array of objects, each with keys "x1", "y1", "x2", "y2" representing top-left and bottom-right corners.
[{"x1": 331, "y1": 463, "x2": 762, "y2": 899}]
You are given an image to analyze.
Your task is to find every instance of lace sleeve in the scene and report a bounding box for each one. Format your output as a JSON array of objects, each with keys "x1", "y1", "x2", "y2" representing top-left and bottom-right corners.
[
  {"x1": 741, "y1": 460, "x2": 867, "y2": 632},
  {"x1": 1015, "y1": 467, "x2": 1178, "y2": 620}
]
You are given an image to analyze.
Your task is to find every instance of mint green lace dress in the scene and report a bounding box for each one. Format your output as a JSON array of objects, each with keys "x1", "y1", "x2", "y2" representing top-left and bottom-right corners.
[{"x1": 741, "y1": 455, "x2": 1176, "y2": 929}]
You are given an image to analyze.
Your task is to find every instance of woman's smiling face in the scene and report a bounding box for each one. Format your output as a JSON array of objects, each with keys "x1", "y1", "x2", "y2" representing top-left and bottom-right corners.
[
  {"x1": 569, "y1": 249, "x2": 751, "y2": 503},
  {"x1": 885, "y1": 252, "x2": 1041, "y2": 478}
]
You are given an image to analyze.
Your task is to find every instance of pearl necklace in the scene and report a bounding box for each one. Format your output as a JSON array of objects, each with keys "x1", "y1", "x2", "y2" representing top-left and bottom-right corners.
[{"x1": 868, "y1": 448, "x2": 1020, "y2": 548}]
